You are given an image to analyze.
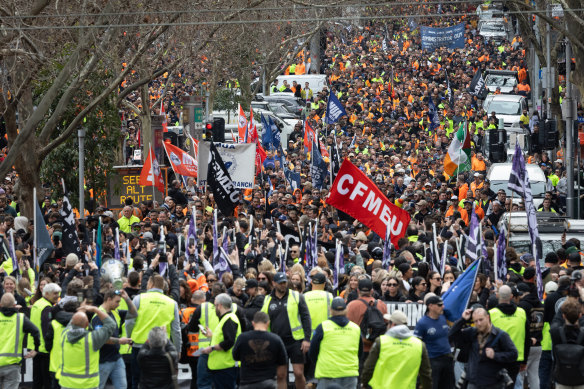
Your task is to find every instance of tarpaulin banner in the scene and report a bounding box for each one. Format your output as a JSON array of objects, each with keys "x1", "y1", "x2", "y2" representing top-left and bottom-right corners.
[
  {"x1": 420, "y1": 23, "x2": 465, "y2": 51},
  {"x1": 326, "y1": 159, "x2": 411, "y2": 248},
  {"x1": 197, "y1": 142, "x2": 256, "y2": 189},
  {"x1": 386, "y1": 303, "x2": 426, "y2": 330}
]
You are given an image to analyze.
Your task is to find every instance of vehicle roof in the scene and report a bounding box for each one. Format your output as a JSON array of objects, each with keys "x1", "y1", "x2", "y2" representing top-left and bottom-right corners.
[
  {"x1": 486, "y1": 94, "x2": 525, "y2": 103},
  {"x1": 487, "y1": 163, "x2": 545, "y2": 181},
  {"x1": 484, "y1": 69, "x2": 518, "y2": 76}
]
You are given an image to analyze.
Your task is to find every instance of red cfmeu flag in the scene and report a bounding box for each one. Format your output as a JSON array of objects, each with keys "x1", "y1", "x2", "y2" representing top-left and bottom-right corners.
[
  {"x1": 326, "y1": 159, "x2": 411, "y2": 248},
  {"x1": 163, "y1": 140, "x2": 198, "y2": 177},
  {"x1": 139, "y1": 147, "x2": 165, "y2": 193},
  {"x1": 304, "y1": 121, "x2": 316, "y2": 151}
]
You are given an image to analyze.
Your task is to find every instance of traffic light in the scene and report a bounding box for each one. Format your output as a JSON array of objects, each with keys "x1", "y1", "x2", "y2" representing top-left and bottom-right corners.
[
  {"x1": 543, "y1": 120, "x2": 558, "y2": 150},
  {"x1": 212, "y1": 118, "x2": 225, "y2": 143},
  {"x1": 205, "y1": 122, "x2": 213, "y2": 139}
]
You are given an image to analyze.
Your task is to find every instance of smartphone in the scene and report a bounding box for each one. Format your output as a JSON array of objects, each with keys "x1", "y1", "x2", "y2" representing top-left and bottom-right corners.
[{"x1": 198, "y1": 324, "x2": 208, "y2": 335}]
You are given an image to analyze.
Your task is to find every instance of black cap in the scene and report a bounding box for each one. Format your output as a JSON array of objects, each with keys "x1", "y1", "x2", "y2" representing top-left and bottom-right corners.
[
  {"x1": 571, "y1": 270, "x2": 583, "y2": 282},
  {"x1": 523, "y1": 267, "x2": 536, "y2": 281},
  {"x1": 245, "y1": 279, "x2": 258, "y2": 289},
  {"x1": 311, "y1": 273, "x2": 326, "y2": 285},
  {"x1": 331, "y1": 297, "x2": 347, "y2": 311},
  {"x1": 274, "y1": 272, "x2": 287, "y2": 284},
  {"x1": 425, "y1": 296, "x2": 443, "y2": 306},
  {"x1": 358, "y1": 278, "x2": 373, "y2": 292}
]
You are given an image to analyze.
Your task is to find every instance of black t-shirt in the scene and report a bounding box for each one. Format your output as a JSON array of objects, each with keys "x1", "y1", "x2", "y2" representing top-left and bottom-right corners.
[
  {"x1": 232, "y1": 330, "x2": 288, "y2": 385},
  {"x1": 91, "y1": 310, "x2": 126, "y2": 362}
]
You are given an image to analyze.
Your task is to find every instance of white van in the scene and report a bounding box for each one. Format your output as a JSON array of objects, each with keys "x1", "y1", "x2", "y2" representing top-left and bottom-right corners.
[
  {"x1": 275, "y1": 74, "x2": 329, "y2": 94},
  {"x1": 486, "y1": 163, "x2": 546, "y2": 208}
]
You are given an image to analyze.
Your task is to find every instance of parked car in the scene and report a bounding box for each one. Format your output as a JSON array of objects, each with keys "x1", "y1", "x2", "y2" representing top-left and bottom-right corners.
[
  {"x1": 255, "y1": 93, "x2": 304, "y2": 117},
  {"x1": 483, "y1": 94, "x2": 528, "y2": 131},
  {"x1": 487, "y1": 162, "x2": 546, "y2": 208},
  {"x1": 484, "y1": 70, "x2": 518, "y2": 94},
  {"x1": 478, "y1": 21, "x2": 510, "y2": 43}
]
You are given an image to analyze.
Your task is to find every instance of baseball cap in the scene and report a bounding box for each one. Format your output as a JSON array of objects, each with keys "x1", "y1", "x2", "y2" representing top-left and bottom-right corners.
[
  {"x1": 571, "y1": 270, "x2": 583, "y2": 282},
  {"x1": 274, "y1": 272, "x2": 287, "y2": 284},
  {"x1": 358, "y1": 278, "x2": 373, "y2": 292},
  {"x1": 311, "y1": 272, "x2": 326, "y2": 285},
  {"x1": 331, "y1": 297, "x2": 347, "y2": 311},
  {"x1": 383, "y1": 310, "x2": 407, "y2": 325}
]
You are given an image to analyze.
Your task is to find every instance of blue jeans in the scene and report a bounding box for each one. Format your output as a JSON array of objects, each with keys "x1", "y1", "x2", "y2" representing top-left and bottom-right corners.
[
  {"x1": 210, "y1": 366, "x2": 237, "y2": 389},
  {"x1": 539, "y1": 350, "x2": 553, "y2": 389},
  {"x1": 197, "y1": 354, "x2": 213, "y2": 389},
  {"x1": 99, "y1": 358, "x2": 127, "y2": 389},
  {"x1": 317, "y1": 376, "x2": 358, "y2": 388}
]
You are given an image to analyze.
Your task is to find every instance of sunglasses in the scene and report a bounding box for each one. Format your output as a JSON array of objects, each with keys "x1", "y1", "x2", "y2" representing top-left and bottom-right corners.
[
  {"x1": 433, "y1": 277, "x2": 442, "y2": 281},
  {"x1": 388, "y1": 283, "x2": 398, "y2": 287},
  {"x1": 420, "y1": 283, "x2": 427, "y2": 286},
  {"x1": 208, "y1": 278, "x2": 217, "y2": 283},
  {"x1": 258, "y1": 277, "x2": 267, "y2": 281}
]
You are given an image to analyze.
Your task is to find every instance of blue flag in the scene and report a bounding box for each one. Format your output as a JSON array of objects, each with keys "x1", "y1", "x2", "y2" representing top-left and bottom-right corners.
[
  {"x1": 114, "y1": 228, "x2": 120, "y2": 260},
  {"x1": 269, "y1": 116, "x2": 280, "y2": 149},
  {"x1": 35, "y1": 201, "x2": 54, "y2": 268},
  {"x1": 310, "y1": 137, "x2": 328, "y2": 189},
  {"x1": 96, "y1": 217, "x2": 102, "y2": 268},
  {"x1": 284, "y1": 167, "x2": 301, "y2": 190},
  {"x1": 443, "y1": 258, "x2": 482, "y2": 322},
  {"x1": 260, "y1": 114, "x2": 272, "y2": 149},
  {"x1": 428, "y1": 96, "x2": 440, "y2": 133},
  {"x1": 325, "y1": 91, "x2": 347, "y2": 124}
]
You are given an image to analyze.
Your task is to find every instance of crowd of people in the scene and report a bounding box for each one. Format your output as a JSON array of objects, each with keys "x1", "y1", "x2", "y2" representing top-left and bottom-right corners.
[{"x1": 1, "y1": 3, "x2": 584, "y2": 389}]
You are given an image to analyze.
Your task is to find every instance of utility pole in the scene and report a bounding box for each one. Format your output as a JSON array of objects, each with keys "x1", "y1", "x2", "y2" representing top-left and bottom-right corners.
[
  {"x1": 546, "y1": 5, "x2": 552, "y2": 117},
  {"x1": 565, "y1": 39, "x2": 575, "y2": 218},
  {"x1": 78, "y1": 128, "x2": 86, "y2": 221}
]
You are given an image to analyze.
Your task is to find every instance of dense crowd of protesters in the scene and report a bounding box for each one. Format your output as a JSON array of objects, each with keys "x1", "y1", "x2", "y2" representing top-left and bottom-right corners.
[{"x1": 0, "y1": 3, "x2": 584, "y2": 389}]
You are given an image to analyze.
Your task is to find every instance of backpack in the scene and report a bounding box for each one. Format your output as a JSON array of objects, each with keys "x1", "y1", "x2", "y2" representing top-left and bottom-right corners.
[
  {"x1": 358, "y1": 299, "x2": 387, "y2": 342},
  {"x1": 552, "y1": 326, "x2": 584, "y2": 386}
]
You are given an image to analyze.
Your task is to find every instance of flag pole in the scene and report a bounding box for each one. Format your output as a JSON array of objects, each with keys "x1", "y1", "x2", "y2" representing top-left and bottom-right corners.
[
  {"x1": 33, "y1": 187, "x2": 38, "y2": 278},
  {"x1": 493, "y1": 238, "x2": 498, "y2": 282},
  {"x1": 149, "y1": 143, "x2": 156, "y2": 204}
]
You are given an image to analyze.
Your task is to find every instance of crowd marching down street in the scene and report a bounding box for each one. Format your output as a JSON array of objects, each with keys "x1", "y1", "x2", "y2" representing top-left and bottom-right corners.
[{"x1": 1, "y1": 2, "x2": 584, "y2": 389}]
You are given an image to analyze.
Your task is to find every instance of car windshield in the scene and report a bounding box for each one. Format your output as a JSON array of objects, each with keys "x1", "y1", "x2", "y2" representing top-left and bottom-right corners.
[
  {"x1": 490, "y1": 180, "x2": 546, "y2": 197},
  {"x1": 510, "y1": 239, "x2": 562, "y2": 259},
  {"x1": 481, "y1": 24, "x2": 505, "y2": 32},
  {"x1": 487, "y1": 100, "x2": 521, "y2": 115},
  {"x1": 486, "y1": 75, "x2": 517, "y2": 88},
  {"x1": 269, "y1": 103, "x2": 294, "y2": 114}
]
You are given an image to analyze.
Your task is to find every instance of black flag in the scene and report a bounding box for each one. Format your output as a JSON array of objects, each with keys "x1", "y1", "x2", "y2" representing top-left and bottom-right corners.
[
  {"x1": 59, "y1": 193, "x2": 83, "y2": 259},
  {"x1": 207, "y1": 142, "x2": 240, "y2": 216},
  {"x1": 468, "y1": 69, "x2": 488, "y2": 99}
]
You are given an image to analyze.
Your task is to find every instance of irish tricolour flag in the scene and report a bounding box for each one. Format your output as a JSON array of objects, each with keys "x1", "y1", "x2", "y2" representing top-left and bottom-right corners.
[{"x1": 444, "y1": 122, "x2": 471, "y2": 177}]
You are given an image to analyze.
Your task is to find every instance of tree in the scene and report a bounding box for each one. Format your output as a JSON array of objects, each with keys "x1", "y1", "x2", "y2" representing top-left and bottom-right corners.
[{"x1": 0, "y1": 0, "x2": 181, "y2": 217}]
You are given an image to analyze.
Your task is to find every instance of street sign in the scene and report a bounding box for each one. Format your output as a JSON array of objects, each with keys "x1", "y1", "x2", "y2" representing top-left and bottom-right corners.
[
  {"x1": 194, "y1": 106, "x2": 203, "y2": 123},
  {"x1": 107, "y1": 166, "x2": 168, "y2": 210}
]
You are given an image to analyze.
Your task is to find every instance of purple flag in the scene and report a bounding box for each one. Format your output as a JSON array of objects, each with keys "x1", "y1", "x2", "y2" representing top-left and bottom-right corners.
[
  {"x1": 497, "y1": 228, "x2": 507, "y2": 281},
  {"x1": 382, "y1": 225, "x2": 391, "y2": 269}
]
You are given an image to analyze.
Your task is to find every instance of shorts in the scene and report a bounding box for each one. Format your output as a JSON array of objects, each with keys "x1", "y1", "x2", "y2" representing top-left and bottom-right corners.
[{"x1": 285, "y1": 340, "x2": 305, "y2": 364}]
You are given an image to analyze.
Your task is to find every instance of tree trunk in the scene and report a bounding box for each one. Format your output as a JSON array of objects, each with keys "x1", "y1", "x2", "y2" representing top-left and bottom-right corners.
[
  {"x1": 13, "y1": 136, "x2": 42, "y2": 219},
  {"x1": 140, "y1": 83, "x2": 152, "y2": 159},
  {"x1": 310, "y1": 28, "x2": 321, "y2": 75}
]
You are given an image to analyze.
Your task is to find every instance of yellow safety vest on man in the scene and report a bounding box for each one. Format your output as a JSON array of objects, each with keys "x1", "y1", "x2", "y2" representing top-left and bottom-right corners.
[
  {"x1": 30, "y1": 297, "x2": 52, "y2": 353},
  {"x1": 131, "y1": 291, "x2": 176, "y2": 346},
  {"x1": 49, "y1": 320, "x2": 66, "y2": 375},
  {"x1": 116, "y1": 299, "x2": 132, "y2": 355},
  {"x1": 314, "y1": 319, "x2": 361, "y2": 379},
  {"x1": 207, "y1": 311, "x2": 241, "y2": 370},
  {"x1": 59, "y1": 330, "x2": 100, "y2": 389},
  {"x1": 304, "y1": 290, "x2": 333, "y2": 334},
  {"x1": 489, "y1": 306, "x2": 527, "y2": 361},
  {"x1": 368, "y1": 334, "x2": 423, "y2": 389},
  {"x1": 261, "y1": 290, "x2": 305, "y2": 341},
  {"x1": 0, "y1": 311, "x2": 25, "y2": 366},
  {"x1": 198, "y1": 302, "x2": 220, "y2": 349}
]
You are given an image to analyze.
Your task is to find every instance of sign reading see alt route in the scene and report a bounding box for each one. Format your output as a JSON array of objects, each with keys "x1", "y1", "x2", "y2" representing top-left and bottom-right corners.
[{"x1": 107, "y1": 166, "x2": 167, "y2": 210}]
